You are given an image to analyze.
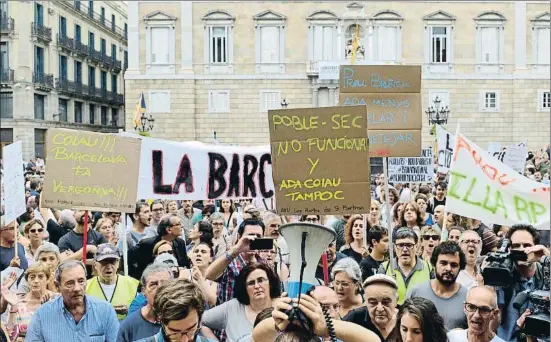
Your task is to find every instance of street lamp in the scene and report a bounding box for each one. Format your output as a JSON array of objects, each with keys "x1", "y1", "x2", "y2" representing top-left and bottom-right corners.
[
  {"x1": 425, "y1": 96, "x2": 450, "y2": 126},
  {"x1": 281, "y1": 99, "x2": 289, "y2": 108},
  {"x1": 135, "y1": 112, "x2": 155, "y2": 133}
]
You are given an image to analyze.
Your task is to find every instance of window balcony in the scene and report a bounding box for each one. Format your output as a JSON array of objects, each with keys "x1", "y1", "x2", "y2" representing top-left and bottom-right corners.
[
  {"x1": 112, "y1": 59, "x2": 122, "y2": 73},
  {"x1": 55, "y1": 77, "x2": 75, "y2": 95},
  {"x1": 57, "y1": 34, "x2": 75, "y2": 52},
  {"x1": 100, "y1": 54, "x2": 113, "y2": 69},
  {"x1": 88, "y1": 47, "x2": 102, "y2": 64},
  {"x1": 0, "y1": 68, "x2": 14, "y2": 87},
  {"x1": 66, "y1": 1, "x2": 128, "y2": 43},
  {"x1": 0, "y1": 12, "x2": 14, "y2": 35},
  {"x1": 31, "y1": 22, "x2": 52, "y2": 44},
  {"x1": 74, "y1": 41, "x2": 88, "y2": 58},
  {"x1": 33, "y1": 71, "x2": 54, "y2": 91}
]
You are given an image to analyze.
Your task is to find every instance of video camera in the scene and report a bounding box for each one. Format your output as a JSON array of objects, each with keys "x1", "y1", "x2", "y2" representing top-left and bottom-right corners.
[{"x1": 482, "y1": 239, "x2": 528, "y2": 287}]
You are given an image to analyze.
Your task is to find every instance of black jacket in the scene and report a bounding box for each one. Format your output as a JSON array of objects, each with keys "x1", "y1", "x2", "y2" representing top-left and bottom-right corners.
[{"x1": 128, "y1": 236, "x2": 190, "y2": 279}]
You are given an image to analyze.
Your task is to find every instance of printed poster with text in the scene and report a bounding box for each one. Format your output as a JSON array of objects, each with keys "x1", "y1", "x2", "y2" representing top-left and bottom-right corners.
[
  {"x1": 268, "y1": 106, "x2": 370, "y2": 215},
  {"x1": 42, "y1": 128, "x2": 141, "y2": 213}
]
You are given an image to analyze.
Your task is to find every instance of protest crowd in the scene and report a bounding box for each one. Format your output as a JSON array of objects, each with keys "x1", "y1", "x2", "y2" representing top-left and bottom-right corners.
[{"x1": 0, "y1": 143, "x2": 550, "y2": 342}]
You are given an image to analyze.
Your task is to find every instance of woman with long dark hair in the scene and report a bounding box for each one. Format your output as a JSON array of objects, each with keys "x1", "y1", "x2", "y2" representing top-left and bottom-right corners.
[{"x1": 391, "y1": 297, "x2": 448, "y2": 342}]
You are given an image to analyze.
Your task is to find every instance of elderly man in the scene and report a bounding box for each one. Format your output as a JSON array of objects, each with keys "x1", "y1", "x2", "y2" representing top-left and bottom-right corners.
[
  {"x1": 312, "y1": 286, "x2": 340, "y2": 321},
  {"x1": 117, "y1": 263, "x2": 173, "y2": 342},
  {"x1": 26, "y1": 260, "x2": 119, "y2": 341},
  {"x1": 0, "y1": 217, "x2": 28, "y2": 272},
  {"x1": 86, "y1": 244, "x2": 139, "y2": 320},
  {"x1": 263, "y1": 212, "x2": 289, "y2": 265},
  {"x1": 448, "y1": 286, "x2": 505, "y2": 342},
  {"x1": 343, "y1": 274, "x2": 398, "y2": 341},
  {"x1": 210, "y1": 212, "x2": 231, "y2": 259},
  {"x1": 457, "y1": 230, "x2": 483, "y2": 288}
]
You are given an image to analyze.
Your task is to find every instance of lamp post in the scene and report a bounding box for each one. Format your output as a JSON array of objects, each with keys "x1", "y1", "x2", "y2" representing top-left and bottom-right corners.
[
  {"x1": 135, "y1": 112, "x2": 155, "y2": 135},
  {"x1": 425, "y1": 96, "x2": 450, "y2": 135},
  {"x1": 281, "y1": 99, "x2": 289, "y2": 108}
]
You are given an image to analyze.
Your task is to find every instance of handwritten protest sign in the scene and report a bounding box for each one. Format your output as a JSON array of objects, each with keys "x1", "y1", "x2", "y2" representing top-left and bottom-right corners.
[
  {"x1": 339, "y1": 65, "x2": 421, "y2": 93},
  {"x1": 447, "y1": 133, "x2": 550, "y2": 229},
  {"x1": 436, "y1": 125, "x2": 455, "y2": 173},
  {"x1": 3, "y1": 141, "x2": 26, "y2": 223},
  {"x1": 137, "y1": 138, "x2": 274, "y2": 200},
  {"x1": 488, "y1": 142, "x2": 527, "y2": 174},
  {"x1": 388, "y1": 149, "x2": 434, "y2": 183},
  {"x1": 268, "y1": 106, "x2": 370, "y2": 215},
  {"x1": 42, "y1": 128, "x2": 141, "y2": 213}
]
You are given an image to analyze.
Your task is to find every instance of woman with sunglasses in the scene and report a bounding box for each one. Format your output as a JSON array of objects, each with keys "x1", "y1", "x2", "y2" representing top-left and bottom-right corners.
[
  {"x1": 391, "y1": 297, "x2": 448, "y2": 342},
  {"x1": 418, "y1": 226, "x2": 441, "y2": 261},
  {"x1": 202, "y1": 263, "x2": 281, "y2": 342},
  {"x1": 23, "y1": 219, "x2": 45, "y2": 266}
]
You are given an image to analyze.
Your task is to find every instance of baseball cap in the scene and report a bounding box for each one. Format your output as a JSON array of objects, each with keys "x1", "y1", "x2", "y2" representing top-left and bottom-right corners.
[
  {"x1": 362, "y1": 274, "x2": 399, "y2": 290},
  {"x1": 154, "y1": 253, "x2": 179, "y2": 267},
  {"x1": 95, "y1": 243, "x2": 120, "y2": 261}
]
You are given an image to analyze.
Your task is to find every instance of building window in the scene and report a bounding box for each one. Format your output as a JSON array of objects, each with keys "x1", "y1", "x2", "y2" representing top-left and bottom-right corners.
[
  {"x1": 124, "y1": 23, "x2": 128, "y2": 39},
  {"x1": 423, "y1": 10, "x2": 456, "y2": 71},
  {"x1": 111, "y1": 14, "x2": 115, "y2": 32},
  {"x1": 100, "y1": 70, "x2": 107, "y2": 90},
  {"x1": 100, "y1": 38, "x2": 106, "y2": 57},
  {"x1": 101, "y1": 106, "x2": 108, "y2": 125},
  {"x1": 480, "y1": 90, "x2": 500, "y2": 112},
  {"x1": 534, "y1": 27, "x2": 550, "y2": 65},
  {"x1": 254, "y1": 10, "x2": 286, "y2": 73},
  {"x1": 34, "y1": 94, "x2": 45, "y2": 120},
  {"x1": 59, "y1": 16, "x2": 67, "y2": 37},
  {"x1": 88, "y1": 66, "x2": 95, "y2": 87},
  {"x1": 111, "y1": 108, "x2": 118, "y2": 126},
  {"x1": 208, "y1": 90, "x2": 230, "y2": 113},
  {"x1": 474, "y1": 12, "x2": 506, "y2": 72},
  {"x1": 372, "y1": 10, "x2": 403, "y2": 62},
  {"x1": 111, "y1": 44, "x2": 116, "y2": 61},
  {"x1": 59, "y1": 55, "x2": 68, "y2": 79},
  {"x1": 34, "y1": 129, "x2": 46, "y2": 158},
  {"x1": 74, "y1": 101, "x2": 83, "y2": 123},
  {"x1": 100, "y1": 7, "x2": 105, "y2": 25},
  {"x1": 88, "y1": 0, "x2": 93, "y2": 18},
  {"x1": 0, "y1": 128, "x2": 13, "y2": 158},
  {"x1": 89, "y1": 31, "x2": 95, "y2": 50},
  {"x1": 431, "y1": 27, "x2": 448, "y2": 63},
  {"x1": 260, "y1": 91, "x2": 281, "y2": 112},
  {"x1": 148, "y1": 90, "x2": 171, "y2": 113},
  {"x1": 144, "y1": 11, "x2": 177, "y2": 74},
  {"x1": 74, "y1": 61, "x2": 82, "y2": 84},
  {"x1": 74, "y1": 0, "x2": 80, "y2": 11},
  {"x1": 75, "y1": 24, "x2": 81, "y2": 42},
  {"x1": 35, "y1": 46, "x2": 44, "y2": 74},
  {"x1": 89, "y1": 103, "x2": 95, "y2": 124},
  {"x1": 202, "y1": 10, "x2": 235, "y2": 74},
  {"x1": 111, "y1": 74, "x2": 117, "y2": 93},
  {"x1": 538, "y1": 90, "x2": 551, "y2": 111},
  {"x1": 58, "y1": 98, "x2": 68, "y2": 122},
  {"x1": 0, "y1": 93, "x2": 13, "y2": 118},
  {"x1": 307, "y1": 11, "x2": 338, "y2": 62},
  {"x1": 0, "y1": 41, "x2": 8, "y2": 70},
  {"x1": 209, "y1": 27, "x2": 228, "y2": 64}
]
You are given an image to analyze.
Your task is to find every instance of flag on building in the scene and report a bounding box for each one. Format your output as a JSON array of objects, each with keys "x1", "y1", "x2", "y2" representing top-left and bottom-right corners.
[
  {"x1": 350, "y1": 24, "x2": 360, "y2": 65},
  {"x1": 133, "y1": 92, "x2": 146, "y2": 128}
]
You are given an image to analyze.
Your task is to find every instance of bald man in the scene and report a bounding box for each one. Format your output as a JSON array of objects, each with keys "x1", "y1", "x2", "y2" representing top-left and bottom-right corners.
[
  {"x1": 312, "y1": 286, "x2": 340, "y2": 320},
  {"x1": 433, "y1": 205, "x2": 447, "y2": 239}
]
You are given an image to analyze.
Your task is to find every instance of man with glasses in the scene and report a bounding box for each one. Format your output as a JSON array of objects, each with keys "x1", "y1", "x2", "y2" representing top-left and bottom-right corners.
[
  {"x1": 448, "y1": 286, "x2": 505, "y2": 342},
  {"x1": 0, "y1": 217, "x2": 28, "y2": 272},
  {"x1": 407, "y1": 241, "x2": 468, "y2": 330},
  {"x1": 136, "y1": 278, "x2": 216, "y2": 342},
  {"x1": 209, "y1": 213, "x2": 231, "y2": 259},
  {"x1": 378, "y1": 227, "x2": 433, "y2": 305},
  {"x1": 149, "y1": 201, "x2": 165, "y2": 233},
  {"x1": 457, "y1": 230, "x2": 483, "y2": 288}
]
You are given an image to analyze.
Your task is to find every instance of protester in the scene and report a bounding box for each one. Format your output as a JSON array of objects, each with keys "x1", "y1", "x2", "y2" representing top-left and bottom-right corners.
[
  {"x1": 41, "y1": 208, "x2": 75, "y2": 245},
  {"x1": 117, "y1": 263, "x2": 173, "y2": 342},
  {"x1": 315, "y1": 238, "x2": 346, "y2": 283},
  {"x1": 202, "y1": 263, "x2": 280, "y2": 341},
  {"x1": 210, "y1": 212, "x2": 231, "y2": 259},
  {"x1": 380, "y1": 187, "x2": 399, "y2": 225},
  {"x1": 177, "y1": 200, "x2": 200, "y2": 240},
  {"x1": 448, "y1": 286, "x2": 505, "y2": 342},
  {"x1": 94, "y1": 217, "x2": 117, "y2": 245},
  {"x1": 331, "y1": 258, "x2": 363, "y2": 318},
  {"x1": 219, "y1": 199, "x2": 237, "y2": 231},
  {"x1": 312, "y1": 285, "x2": 340, "y2": 321},
  {"x1": 391, "y1": 297, "x2": 448, "y2": 342},
  {"x1": 448, "y1": 226, "x2": 466, "y2": 243},
  {"x1": 399, "y1": 202, "x2": 424, "y2": 236},
  {"x1": 149, "y1": 200, "x2": 165, "y2": 233},
  {"x1": 415, "y1": 194, "x2": 434, "y2": 226},
  {"x1": 330, "y1": 215, "x2": 349, "y2": 251},
  {"x1": 407, "y1": 241, "x2": 468, "y2": 330},
  {"x1": 368, "y1": 200, "x2": 381, "y2": 227},
  {"x1": 263, "y1": 213, "x2": 290, "y2": 266},
  {"x1": 457, "y1": 230, "x2": 483, "y2": 289},
  {"x1": 418, "y1": 225, "x2": 441, "y2": 261},
  {"x1": 339, "y1": 215, "x2": 368, "y2": 264},
  {"x1": 186, "y1": 221, "x2": 214, "y2": 256},
  {"x1": 152, "y1": 240, "x2": 174, "y2": 258},
  {"x1": 85, "y1": 244, "x2": 139, "y2": 320},
  {"x1": 180, "y1": 241, "x2": 218, "y2": 307},
  {"x1": 428, "y1": 181, "x2": 447, "y2": 214},
  {"x1": 25, "y1": 260, "x2": 119, "y2": 341},
  {"x1": 360, "y1": 225, "x2": 388, "y2": 281},
  {"x1": 124, "y1": 202, "x2": 156, "y2": 250},
  {"x1": 166, "y1": 200, "x2": 179, "y2": 214},
  {"x1": 0, "y1": 218, "x2": 28, "y2": 272},
  {"x1": 23, "y1": 219, "x2": 45, "y2": 266},
  {"x1": 432, "y1": 205, "x2": 445, "y2": 232}
]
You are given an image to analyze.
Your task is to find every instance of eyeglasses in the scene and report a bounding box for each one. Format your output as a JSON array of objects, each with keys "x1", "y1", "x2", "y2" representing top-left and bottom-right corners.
[
  {"x1": 158, "y1": 250, "x2": 174, "y2": 256},
  {"x1": 152, "y1": 208, "x2": 164, "y2": 212},
  {"x1": 321, "y1": 303, "x2": 340, "y2": 312},
  {"x1": 304, "y1": 218, "x2": 318, "y2": 223},
  {"x1": 461, "y1": 239, "x2": 481, "y2": 245},
  {"x1": 163, "y1": 322, "x2": 200, "y2": 340},
  {"x1": 396, "y1": 243, "x2": 415, "y2": 250},
  {"x1": 464, "y1": 302, "x2": 494, "y2": 316},
  {"x1": 246, "y1": 277, "x2": 268, "y2": 287},
  {"x1": 30, "y1": 229, "x2": 44, "y2": 234},
  {"x1": 422, "y1": 235, "x2": 440, "y2": 241}
]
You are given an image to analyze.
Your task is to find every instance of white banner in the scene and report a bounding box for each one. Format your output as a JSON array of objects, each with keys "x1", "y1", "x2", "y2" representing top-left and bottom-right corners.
[
  {"x1": 436, "y1": 125, "x2": 455, "y2": 173},
  {"x1": 3, "y1": 141, "x2": 26, "y2": 224},
  {"x1": 447, "y1": 133, "x2": 550, "y2": 229},
  {"x1": 388, "y1": 148, "x2": 434, "y2": 183},
  {"x1": 137, "y1": 137, "x2": 275, "y2": 200},
  {"x1": 318, "y1": 61, "x2": 340, "y2": 80}
]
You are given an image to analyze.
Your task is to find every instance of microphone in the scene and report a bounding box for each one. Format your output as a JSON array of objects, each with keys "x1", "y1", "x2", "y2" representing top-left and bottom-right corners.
[{"x1": 513, "y1": 291, "x2": 529, "y2": 311}]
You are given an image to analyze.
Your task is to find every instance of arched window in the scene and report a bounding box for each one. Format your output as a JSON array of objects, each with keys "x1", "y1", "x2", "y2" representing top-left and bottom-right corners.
[{"x1": 344, "y1": 24, "x2": 365, "y2": 59}]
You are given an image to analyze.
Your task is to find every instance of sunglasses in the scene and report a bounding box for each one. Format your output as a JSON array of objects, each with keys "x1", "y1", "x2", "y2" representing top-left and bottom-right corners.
[
  {"x1": 30, "y1": 229, "x2": 44, "y2": 234},
  {"x1": 423, "y1": 235, "x2": 440, "y2": 241}
]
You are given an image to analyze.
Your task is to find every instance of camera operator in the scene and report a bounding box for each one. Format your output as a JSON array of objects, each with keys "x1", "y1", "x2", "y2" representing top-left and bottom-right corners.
[{"x1": 494, "y1": 224, "x2": 549, "y2": 342}]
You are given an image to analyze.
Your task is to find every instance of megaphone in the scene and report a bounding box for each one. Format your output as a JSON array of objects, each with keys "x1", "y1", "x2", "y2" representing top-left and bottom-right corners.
[{"x1": 279, "y1": 222, "x2": 337, "y2": 298}]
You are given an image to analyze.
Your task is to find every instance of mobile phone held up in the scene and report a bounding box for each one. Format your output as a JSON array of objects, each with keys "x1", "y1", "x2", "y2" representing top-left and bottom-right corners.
[{"x1": 249, "y1": 238, "x2": 274, "y2": 251}]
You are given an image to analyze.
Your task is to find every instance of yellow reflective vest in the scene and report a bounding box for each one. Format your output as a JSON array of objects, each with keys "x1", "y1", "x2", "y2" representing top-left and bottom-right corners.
[
  {"x1": 383, "y1": 258, "x2": 433, "y2": 305},
  {"x1": 86, "y1": 275, "x2": 139, "y2": 320}
]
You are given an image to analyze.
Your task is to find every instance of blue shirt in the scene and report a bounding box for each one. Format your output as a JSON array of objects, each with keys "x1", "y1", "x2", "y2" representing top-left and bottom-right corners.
[
  {"x1": 0, "y1": 243, "x2": 28, "y2": 272},
  {"x1": 497, "y1": 277, "x2": 536, "y2": 342},
  {"x1": 25, "y1": 295, "x2": 119, "y2": 342},
  {"x1": 128, "y1": 293, "x2": 148, "y2": 316}
]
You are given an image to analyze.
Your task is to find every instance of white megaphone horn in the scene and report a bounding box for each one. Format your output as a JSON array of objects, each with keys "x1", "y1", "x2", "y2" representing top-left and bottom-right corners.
[{"x1": 279, "y1": 222, "x2": 336, "y2": 298}]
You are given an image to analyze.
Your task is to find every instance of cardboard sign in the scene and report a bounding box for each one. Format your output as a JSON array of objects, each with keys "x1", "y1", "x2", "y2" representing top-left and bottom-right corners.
[
  {"x1": 436, "y1": 125, "x2": 455, "y2": 173},
  {"x1": 503, "y1": 145, "x2": 528, "y2": 174},
  {"x1": 368, "y1": 130, "x2": 422, "y2": 157},
  {"x1": 268, "y1": 106, "x2": 370, "y2": 215},
  {"x1": 339, "y1": 65, "x2": 422, "y2": 93},
  {"x1": 137, "y1": 138, "x2": 274, "y2": 200},
  {"x1": 42, "y1": 128, "x2": 141, "y2": 213},
  {"x1": 389, "y1": 149, "x2": 434, "y2": 183},
  {"x1": 3, "y1": 141, "x2": 26, "y2": 223},
  {"x1": 447, "y1": 133, "x2": 550, "y2": 229},
  {"x1": 339, "y1": 93, "x2": 422, "y2": 130}
]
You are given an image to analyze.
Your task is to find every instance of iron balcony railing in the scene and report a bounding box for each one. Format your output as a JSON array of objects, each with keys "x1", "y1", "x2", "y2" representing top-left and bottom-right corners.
[
  {"x1": 32, "y1": 71, "x2": 54, "y2": 89},
  {"x1": 88, "y1": 47, "x2": 102, "y2": 63},
  {"x1": 68, "y1": 1, "x2": 127, "y2": 42},
  {"x1": 31, "y1": 22, "x2": 52, "y2": 43},
  {"x1": 112, "y1": 59, "x2": 122, "y2": 73},
  {"x1": 100, "y1": 54, "x2": 113, "y2": 68},
  {"x1": 0, "y1": 13, "x2": 14, "y2": 33},
  {"x1": 74, "y1": 41, "x2": 88, "y2": 57},
  {"x1": 0, "y1": 68, "x2": 14, "y2": 84},
  {"x1": 124, "y1": 55, "x2": 128, "y2": 70},
  {"x1": 57, "y1": 34, "x2": 75, "y2": 51}
]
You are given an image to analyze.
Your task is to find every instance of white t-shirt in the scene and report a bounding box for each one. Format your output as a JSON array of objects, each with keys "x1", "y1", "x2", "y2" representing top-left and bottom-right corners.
[
  {"x1": 447, "y1": 329, "x2": 506, "y2": 342},
  {"x1": 98, "y1": 282, "x2": 116, "y2": 302}
]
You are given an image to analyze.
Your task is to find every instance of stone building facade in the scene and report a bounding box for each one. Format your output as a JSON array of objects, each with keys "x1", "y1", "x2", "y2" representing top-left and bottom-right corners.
[
  {"x1": 1, "y1": 0, "x2": 128, "y2": 159},
  {"x1": 125, "y1": 1, "x2": 550, "y2": 150}
]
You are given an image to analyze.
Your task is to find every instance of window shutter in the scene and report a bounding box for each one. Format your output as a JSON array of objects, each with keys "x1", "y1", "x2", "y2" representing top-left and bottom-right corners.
[
  {"x1": 322, "y1": 26, "x2": 333, "y2": 60},
  {"x1": 313, "y1": 26, "x2": 323, "y2": 60},
  {"x1": 537, "y1": 28, "x2": 550, "y2": 64}
]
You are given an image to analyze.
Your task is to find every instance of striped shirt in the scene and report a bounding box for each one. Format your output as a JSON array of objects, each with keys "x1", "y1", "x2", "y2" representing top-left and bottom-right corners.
[{"x1": 25, "y1": 295, "x2": 119, "y2": 342}]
